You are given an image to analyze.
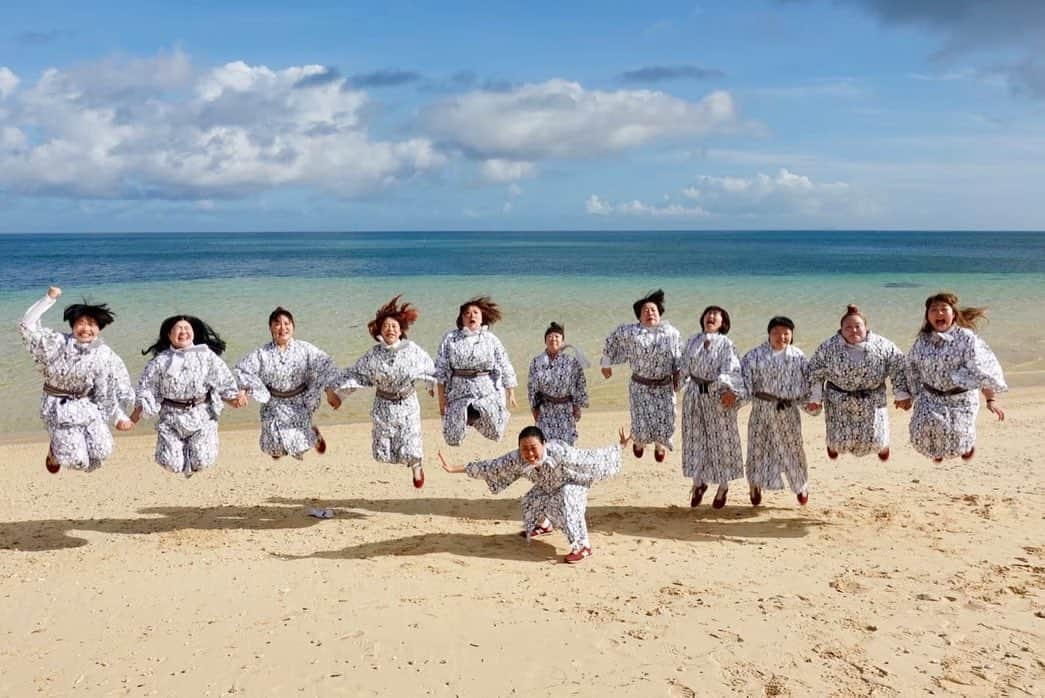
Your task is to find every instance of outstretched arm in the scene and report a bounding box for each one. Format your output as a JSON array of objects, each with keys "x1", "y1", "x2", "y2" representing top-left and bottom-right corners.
[{"x1": 438, "y1": 451, "x2": 466, "y2": 474}]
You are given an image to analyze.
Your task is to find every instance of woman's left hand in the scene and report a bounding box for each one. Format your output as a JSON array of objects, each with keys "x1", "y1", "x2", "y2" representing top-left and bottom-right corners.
[
  {"x1": 506, "y1": 387, "x2": 517, "y2": 410},
  {"x1": 572, "y1": 404, "x2": 581, "y2": 420},
  {"x1": 986, "y1": 399, "x2": 1005, "y2": 421},
  {"x1": 618, "y1": 427, "x2": 632, "y2": 446}
]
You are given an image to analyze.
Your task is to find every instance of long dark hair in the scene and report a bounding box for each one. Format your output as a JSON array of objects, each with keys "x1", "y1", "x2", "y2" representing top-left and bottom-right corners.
[
  {"x1": 456, "y1": 296, "x2": 502, "y2": 328},
  {"x1": 142, "y1": 315, "x2": 227, "y2": 357},
  {"x1": 699, "y1": 305, "x2": 730, "y2": 335},
  {"x1": 919, "y1": 292, "x2": 987, "y2": 335},
  {"x1": 369, "y1": 295, "x2": 419, "y2": 340}
]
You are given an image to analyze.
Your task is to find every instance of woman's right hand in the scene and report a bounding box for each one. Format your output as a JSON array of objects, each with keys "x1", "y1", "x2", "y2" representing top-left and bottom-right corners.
[
  {"x1": 601, "y1": 367, "x2": 612, "y2": 379},
  {"x1": 48, "y1": 286, "x2": 62, "y2": 299}
]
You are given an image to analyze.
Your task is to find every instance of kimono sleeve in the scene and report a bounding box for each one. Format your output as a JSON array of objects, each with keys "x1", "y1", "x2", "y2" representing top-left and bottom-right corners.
[
  {"x1": 601, "y1": 324, "x2": 633, "y2": 367},
  {"x1": 234, "y1": 347, "x2": 271, "y2": 403},
  {"x1": 433, "y1": 331, "x2": 454, "y2": 384},
  {"x1": 904, "y1": 338, "x2": 926, "y2": 399},
  {"x1": 492, "y1": 335, "x2": 518, "y2": 389},
  {"x1": 571, "y1": 357, "x2": 590, "y2": 408},
  {"x1": 136, "y1": 356, "x2": 164, "y2": 418},
  {"x1": 556, "y1": 442, "x2": 622, "y2": 486},
  {"x1": 953, "y1": 335, "x2": 1007, "y2": 394},
  {"x1": 883, "y1": 340, "x2": 910, "y2": 400},
  {"x1": 410, "y1": 345, "x2": 438, "y2": 389},
  {"x1": 464, "y1": 450, "x2": 525, "y2": 494},
  {"x1": 209, "y1": 353, "x2": 241, "y2": 400},
  {"x1": 527, "y1": 355, "x2": 541, "y2": 409},
  {"x1": 97, "y1": 350, "x2": 134, "y2": 424},
  {"x1": 19, "y1": 294, "x2": 65, "y2": 364},
  {"x1": 806, "y1": 339, "x2": 831, "y2": 404},
  {"x1": 797, "y1": 352, "x2": 819, "y2": 415},
  {"x1": 304, "y1": 342, "x2": 339, "y2": 408},
  {"x1": 715, "y1": 339, "x2": 744, "y2": 397}
]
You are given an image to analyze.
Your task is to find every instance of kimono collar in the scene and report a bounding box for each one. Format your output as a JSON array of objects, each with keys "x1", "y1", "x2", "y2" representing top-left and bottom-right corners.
[
  {"x1": 542, "y1": 344, "x2": 591, "y2": 369},
  {"x1": 166, "y1": 344, "x2": 211, "y2": 376},
  {"x1": 521, "y1": 451, "x2": 554, "y2": 476},
  {"x1": 932, "y1": 325, "x2": 958, "y2": 344},
  {"x1": 67, "y1": 334, "x2": 105, "y2": 354},
  {"x1": 459, "y1": 325, "x2": 488, "y2": 339},
  {"x1": 272, "y1": 337, "x2": 296, "y2": 352},
  {"x1": 839, "y1": 331, "x2": 869, "y2": 353},
  {"x1": 378, "y1": 337, "x2": 407, "y2": 352},
  {"x1": 640, "y1": 320, "x2": 673, "y2": 335}
]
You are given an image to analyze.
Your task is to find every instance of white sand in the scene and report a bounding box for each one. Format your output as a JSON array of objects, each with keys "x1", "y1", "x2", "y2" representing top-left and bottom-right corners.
[{"x1": 1, "y1": 390, "x2": 1043, "y2": 696}]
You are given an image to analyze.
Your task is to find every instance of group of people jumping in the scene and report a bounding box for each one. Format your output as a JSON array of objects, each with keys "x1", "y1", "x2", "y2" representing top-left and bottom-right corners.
[{"x1": 19, "y1": 286, "x2": 1007, "y2": 564}]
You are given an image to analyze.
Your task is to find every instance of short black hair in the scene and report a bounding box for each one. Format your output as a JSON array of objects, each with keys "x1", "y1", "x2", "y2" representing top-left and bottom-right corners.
[
  {"x1": 518, "y1": 425, "x2": 546, "y2": 443},
  {"x1": 767, "y1": 315, "x2": 795, "y2": 333},
  {"x1": 64, "y1": 302, "x2": 116, "y2": 330},
  {"x1": 699, "y1": 305, "x2": 731, "y2": 335},
  {"x1": 632, "y1": 289, "x2": 665, "y2": 319},
  {"x1": 544, "y1": 321, "x2": 565, "y2": 339}
]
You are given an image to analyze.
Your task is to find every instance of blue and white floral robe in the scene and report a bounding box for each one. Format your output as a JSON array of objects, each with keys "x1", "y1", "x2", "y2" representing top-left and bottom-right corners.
[
  {"x1": 19, "y1": 294, "x2": 134, "y2": 472},
  {"x1": 527, "y1": 350, "x2": 589, "y2": 445},
  {"x1": 808, "y1": 331, "x2": 909, "y2": 457},
  {"x1": 136, "y1": 346, "x2": 240, "y2": 477},
  {"x1": 335, "y1": 339, "x2": 436, "y2": 467},
  {"x1": 680, "y1": 332, "x2": 745, "y2": 485},
  {"x1": 741, "y1": 342, "x2": 815, "y2": 493},
  {"x1": 435, "y1": 326, "x2": 518, "y2": 446},
  {"x1": 601, "y1": 321, "x2": 681, "y2": 450},
  {"x1": 235, "y1": 338, "x2": 338, "y2": 459},
  {"x1": 905, "y1": 326, "x2": 1007, "y2": 460},
  {"x1": 465, "y1": 441, "x2": 623, "y2": 551}
]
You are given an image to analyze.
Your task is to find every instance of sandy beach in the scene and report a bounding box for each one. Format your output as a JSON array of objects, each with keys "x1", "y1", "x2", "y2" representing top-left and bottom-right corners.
[{"x1": 1, "y1": 389, "x2": 1043, "y2": 696}]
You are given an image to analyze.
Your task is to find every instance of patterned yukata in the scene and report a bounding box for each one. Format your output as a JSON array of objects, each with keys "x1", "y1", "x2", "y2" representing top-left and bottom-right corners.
[
  {"x1": 527, "y1": 350, "x2": 589, "y2": 445},
  {"x1": 679, "y1": 332, "x2": 745, "y2": 485},
  {"x1": 136, "y1": 346, "x2": 241, "y2": 477},
  {"x1": 234, "y1": 338, "x2": 339, "y2": 459},
  {"x1": 741, "y1": 342, "x2": 815, "y2": 493},
  {"x1": 905, "y1": 326, "x2": 1007, "y2": 460},
  {"x1": 601, "y1": 321, "x2": 682, "y2": 450},
  {"x1": 335, "y1": 339, "x2": 436, "y2": 468},
  {"x1": 808, "y1": 332, "x2": 909, "y2": 457},
  {"x1": 465, "y1": 441, "x2": 623, "y2": 551},
  {"x1": 19, "y1": 294, "x2": 134, "y2": 471},
  {"x1": 435, "y1": 326, "x2": 518, "y2": 446}
]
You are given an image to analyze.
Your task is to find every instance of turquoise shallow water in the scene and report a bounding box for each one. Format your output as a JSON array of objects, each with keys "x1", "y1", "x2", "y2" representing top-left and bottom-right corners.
[{"x1": 3, "y1": 265, "x2": 1043, "y2": 439}]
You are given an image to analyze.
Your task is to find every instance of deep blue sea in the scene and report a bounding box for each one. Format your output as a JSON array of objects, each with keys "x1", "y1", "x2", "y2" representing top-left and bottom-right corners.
[{"x1": 2, "y1": 230, "x2": 1043, "y2": 437}]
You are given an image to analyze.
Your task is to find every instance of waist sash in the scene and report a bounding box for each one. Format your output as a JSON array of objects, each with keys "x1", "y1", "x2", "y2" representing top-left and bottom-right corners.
[
  {"x1": 42, "y1": 383, "x2": 93, "y2": 400},
  {"x1": 631, "y1": 373, "x2": 672, "y2": 388},
  {"x1": 267, "y1": 383, "x2": 308, "y2": 399},
  {"x1": 921, "y1": 383, "x2": 969, "y2": 397},
  {"x1": 162, "y1": 393, "x2": 210, "y2": 409},
  {"x1": 754, "y1": 391, "x2": 793, "y2": 411},
  {"x1": 376, "y1": 387, "x2": 416, "y2": 402},
  {"x1": 537, "y1": 392, "x2": 572, "y2": 405},
  {"x1": 826, "y1": 381, "x2": 884, "y2": 400},
  {"x1": 689, "y1": 376, "x2": 712, "y2": 394},
  {"x1": 452, "y1": 369, "x2": 490, "y2": 379}
]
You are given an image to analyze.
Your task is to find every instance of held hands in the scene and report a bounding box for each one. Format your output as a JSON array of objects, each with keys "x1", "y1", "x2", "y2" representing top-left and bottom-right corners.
[
  {"x1": 618, "y1": 427, "x2": 632, "y2": 446},
  {"x1": 438, "y1": 451, "x2": 465, "y2": 474},
  {"x1": 531, "y1": 407, "x2": 540, "y2": 421},
  {"x1": 894, "y1": 398, "x2": 912, "y2": 411},
  {"x1": 601, "y1": 367, "x2": 612, "y2": 379},
  {"x1": 115, "y1": 419, "x2": 134, "y2": 432},
  {"x1": 506, "y1": 387, "x2": 517, "y2": 410},
  {"x1": 47, "y1": 286, "x2": 62, "y2": 299},
  {"x1": 572, "y1": 404, "x2": 581, "y2": 421},
  {"x1": 806, "y1": 402, "x2": 822, "y2": 413},
  {"x1": 227, "y1": 391, "x2": 249, "y2": 408},
  {"x1": 721, "y1": 390, "x2": 737, "y2": 409}
]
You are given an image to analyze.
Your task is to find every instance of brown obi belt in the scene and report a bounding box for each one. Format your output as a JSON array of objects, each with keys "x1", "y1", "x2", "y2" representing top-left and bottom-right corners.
[
  {"x1": 452, "y1": 369, "x2": 490, "y2": 379},
  {"x1": 376, "y1": 387, "x2": 416, "y2": 402},
  {"x1": 267, "y1": 383, "x2": 308, "y2": 399},
  {"x1": 826, "y1": 381, "x2": 884, "y2": 400},
  {"x1": 754, "y1": 391, "x2": 794, "y2": 411},
  {"x1": 921, "y1": 383, "x2": 970, "y2": 397},
  {"x1": 42, "y1": 383, "x2": 93, "y2": 400},
  {"x1": 689, "y1": 376, "x2": 712, "y2": 394},
  {"x1": 162, "y1": 393, "x2": 210, "y2": 409},
  {"x1": 631, "y1": 373, "x2": 673, "y2": 388},
  {"x1": 536, "y1": 392, "x2": 572, "y2": 405}
]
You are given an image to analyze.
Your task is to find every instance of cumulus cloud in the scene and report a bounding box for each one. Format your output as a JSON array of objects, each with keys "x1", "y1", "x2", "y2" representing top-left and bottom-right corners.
[
  {"x1": 0, "y1": 67, "x2": 18, "y2": 98},
  {"x1": 618, "y1": 65, "x2": 725, "y2": 84},
  {"x1": 824, "y1": 0, "x2": 1045, "y2": 98},
  {"x1": 348, "y1": 69, "x2": 421, "y2": 88},
  {"x1": 588, "y1": 169, "x2": 860, "y2": 219},
  {"x1": 480, "y1": 158, "x2": 536, "y2": 182},
  {"x1": 425, "y1": 79, "x2": 742, "y2": 161},
  {"x1": 0, "y1": 52, "x2": 445, "y2": 200}
]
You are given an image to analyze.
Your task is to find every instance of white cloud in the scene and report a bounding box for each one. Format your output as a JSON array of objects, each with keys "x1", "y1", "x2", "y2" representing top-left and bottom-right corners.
[
  {"x1": 480, "y1": 158, "x2": 536, "y2": 182},
  {"x1": 589, "y1": 169, "x2": 861, "y2": 219},
  {"x1": 426, "y1": 79, "x2": 741, "y2": 160},
  {"x1": 586, "y1": 194, "x2": 709, "y2": 218},
  {"x1": 0, "y1": 67, "x2": 18, "y2": 98},
  {"x1": 0, "y1": 52, "x2": 445, "y2": 200}
]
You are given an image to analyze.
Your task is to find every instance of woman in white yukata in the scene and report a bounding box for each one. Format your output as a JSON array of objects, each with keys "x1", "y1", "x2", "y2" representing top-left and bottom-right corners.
[
  {"x1": 333, "y1": 296, "x2": 437, "y2": 488},
  {"x1": 601, "y1": 289, "x2": 681, "y2": 462},
  {"x1": 130, "y1": 315, "x2": 246, "y2": 478},
  {"x1": 19, "y1": 286, "x2": 134, "y2": 474},
  {"x1": 527, "y1": 322, "x2": 589, "y2": 446},
  {"x1": 741, "y1": 316, "x2": 820, "y2": 506},
  {"x1": 680, "y1": 305, "x2": 745, "y2": 509},
  {"x1": 807, "y1": 305, "x2": 910, "y2": 462},
  {"x1": 435, "y1": 296, "x2": 518, "y2": 446},
  {"x1": 439, "y1": 425, "x2": 631, "y2": 564},
  {"x1": 235, "y1": 306, "x2": 340, "y2": 461},
  {"x1": 900, "y1": 292, "x2": 1006, "y2": 462}
]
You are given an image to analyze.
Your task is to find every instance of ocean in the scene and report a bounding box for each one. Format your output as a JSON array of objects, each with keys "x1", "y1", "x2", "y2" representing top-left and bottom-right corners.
[{"x1": 2, "y1": 230, "x2": 1043, "y2": 439}]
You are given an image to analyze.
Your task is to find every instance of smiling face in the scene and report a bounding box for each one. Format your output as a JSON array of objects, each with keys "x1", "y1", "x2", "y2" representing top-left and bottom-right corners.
[
  {"x1": 269, "y1": 314, "x2": 295, "y2": 346},
  {"x1": 544, "y1": 331, "x2": 563, "y2": 356},
  {"x1": 460, "y1": 304, "x2": 483, "y2": 331},
  {"x1": 639, "y1": 302, "x2": 661, "y2": 328},
  {"x1": 840, "y1": 315, "x2": 867, "y2": 345},
  {"x1": 702, "y1": 309, "x2": 723, "y2": 334},
  {"x1": 169, "y1": 320, "x2": 195, "y2": 349},
  {"x1": 71, "y1": 316, "x2": 100, "y2": 343},
  {"x1": 518, "y1": 436, "x2": 546, "y2": 465},
  {"x1": 769, "y1": 325, "x2": 792, "y2": 351},
  {"x1": 926, "y1": 301, "x2": 956, "y2": 332},
  {"x1": 380, "y1": 316, "x2": 402, "y2": 344}
]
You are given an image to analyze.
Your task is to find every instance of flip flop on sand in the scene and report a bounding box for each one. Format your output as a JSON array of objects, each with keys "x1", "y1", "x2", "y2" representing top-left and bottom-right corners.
[{"x1": 306, "y1": 507, "x2": 335, "y2": 519}]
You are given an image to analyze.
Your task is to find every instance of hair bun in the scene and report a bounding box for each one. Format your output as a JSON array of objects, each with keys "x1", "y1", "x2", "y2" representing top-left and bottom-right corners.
[{"x1": 846, "y1": 304, "x2": 860, "y2": 314}]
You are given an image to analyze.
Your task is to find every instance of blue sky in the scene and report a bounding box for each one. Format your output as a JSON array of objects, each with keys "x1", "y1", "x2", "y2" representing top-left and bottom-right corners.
[{"x1": 1, "y1": 0, "x2": 1044, "y2": 232}]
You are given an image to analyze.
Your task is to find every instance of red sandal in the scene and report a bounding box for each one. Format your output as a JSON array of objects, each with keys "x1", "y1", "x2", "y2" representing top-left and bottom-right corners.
[
  {"x1": 564, "y1": 546, "x2": 592, "y2": 564},
  {"x1": 519, "y1": 523, "x2": 554, "y2": 538}
]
